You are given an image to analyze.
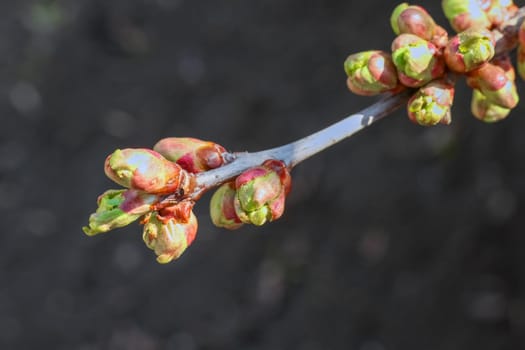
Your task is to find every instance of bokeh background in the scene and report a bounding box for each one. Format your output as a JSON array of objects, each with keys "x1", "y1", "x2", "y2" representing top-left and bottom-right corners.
[{"x1": 2, "y1": 0, "x2": 525, "y2": 349}]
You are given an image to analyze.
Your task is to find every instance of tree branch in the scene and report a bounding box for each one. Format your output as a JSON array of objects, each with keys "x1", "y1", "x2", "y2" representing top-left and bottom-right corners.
[
  {"x1": 190, "y1": 6, "x2": 525, "y2": 198},
  {"x1": 193, "y1": 90, "x2": 411, "y2": 195}
]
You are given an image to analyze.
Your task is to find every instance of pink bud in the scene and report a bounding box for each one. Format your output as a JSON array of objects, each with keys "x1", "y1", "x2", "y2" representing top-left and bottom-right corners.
[
  {"x1": 234, "y1": 160, "x2": 291, "y2": 226},
  {"x1": 142, "y1": 203, "x2": 198, "y2": 264},
  {"x1": 209, "y1": 182, "x2": 243, "y2": 230},
  {"x1": 344, "y1": 51, "x2": 399, "y2": 96},
  {"x1": 471, "y1": 89, "x2": 511, "y2": 122},
  {"x1": 153, "y1": 137, "x2": 227, "y2": 173},
  {"x1": 444, "y1": 29, "x2": 495, "y2": 73},
  {"x1": 407, "y1": 79, "x2": 455, "y2": 126},
  {"x1": 392, "y1": 4, "x2": 437, "y2": 41},
  {"x1": 483, "y1": 0, "x2": 518, "y2": 27},
  {"x1": 442, "y1": 0, "x2": 492, "y2": 32},
  {"x1": 391, "y1": 34, "x2": 445, "y2": 87},
  {"x1": 467, "y1": 62, "x2": 519, "y2": 109},
  {"x1": 83, "y1": 189, "x2": 160, "y2": 236},
  {"x1": 104, "y1": 148, "x2": 194, "y2": 194}
]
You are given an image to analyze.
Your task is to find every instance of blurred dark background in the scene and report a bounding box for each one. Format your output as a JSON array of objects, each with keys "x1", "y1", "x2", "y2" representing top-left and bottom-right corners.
[{"x1": 2, "y1": 0, "x2": 525, "y2": 349}]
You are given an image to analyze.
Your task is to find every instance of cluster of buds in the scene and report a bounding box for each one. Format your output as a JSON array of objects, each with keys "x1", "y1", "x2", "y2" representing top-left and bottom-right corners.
[
  {"x1": 210, "y1": 160, "x2": 292, "y2": 229},
  {"x1": 85, "y1": 1, "x2": 525, "y2": 263},
  {"x1": 84, "y1": 137, "x2": 226, "y2": 263},
  {"x1": 84, "y1": 137, "x2": 293, "y2": 263},
  {"x1": 344, "y1": 1, "x2": 522, "y2": 125},
  {"x1": 442, "y1": 0, "x2": 518, "y2": 32}
]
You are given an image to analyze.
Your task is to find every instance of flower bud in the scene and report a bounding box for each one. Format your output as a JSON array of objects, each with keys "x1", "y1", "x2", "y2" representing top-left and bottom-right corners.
[
  {"x1": 444, "y1": 29, "x2": 495, "y2": 72},
  {"x1": 104, "y1": 148, "x2": 193, "y2": 194},
  {"x1": 467, "y1": 63, "x2": 519, "y2": 108},
  {"x1": 482, "y1": 0, "x2": 518, "y2": 27},
  {"x1": 391, "y1": 34, "x2": 445, "y2": 87},
  {"x1": 153, "y1": 137, "x2": 227, "y2": 173},
  {"x1": 157, "y1": 199, "x2": 195, "y2": 222},
  {"x1": 344, "y1": 51, "x2": 399, "y2": 96},
  {"x1": 234, "y1": 160, "x2": 291, "y2": 226},
  {"x1": 390, "y1": 3, "x2": 436, "y2": 41},
  {"x1": 407, "y1": 80, "x2": 455, "y2": 126},
  {"x1": 142, "y1": 209, "x2": 198, "y2": 264},
  {"x1": 471, "y1": 89, "x2": 511, "y2": 122},
  {"x1": 83, "y1": 189, "x2": 159, "y2": 236},
  {"x1": 210, "y1": 182, "x2": 243, "y2": 230},
  {"x1": 442, "y1": 0, "x2": 491, "y2": 32},
  {"x1": 492, "y1": 54, "x2": 515, "y2": 81},
  {"x1": 431, "y1": 25, "x2": 449, "y2": 48},
  {"x1": 390, "y1": 3, "x2": 409, "y2": 35}
]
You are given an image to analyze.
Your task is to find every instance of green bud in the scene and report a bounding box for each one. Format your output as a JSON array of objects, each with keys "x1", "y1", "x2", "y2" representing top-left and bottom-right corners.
[
  {"x1": 344, "y1": 50, "x2": 398, "y2": 96},
  {"x1": 390, "y1": 3, "x2": 436, "y2": 41},
  {"x1": 407, "y1": 80, "x2": 455, "y2": 126},
  {"x1": 210, "y1": 182, "x2": 243, "y2": 230},
  {"x1": 235, "y1": 170, "x2": 281, "y2": 226},
  {"x1": 234, "y1": 160, "x2": 291, "y2": 226},
  {"x1": 391, "y1": 34, "x2": 444, "y2": 87},
  {"x1": 467, "y1": 63, "x2": 519, "y2": 109},
  {"x1": 104, "y1": 148, "x2": 192, "y2": 194},
  {"x1": 142, "y1": 210, "x2": 198, "y2": 264},
  {"x1": 471, "y1": 89, "x2": 511, "y2": 122},
  {"x1": 153, "y1": 137, "x2": 227, "y2": 173},
  {"x1": 83, "y1": 189, "x2": 159, "y2": 236},
  {"x1": 482, "y1": 80, "x2": 519, "y2": 109},
  {"x1": 390, "y1": 3, "x2": 409, "y2": 34},
  {"x1": 482, "y1": 0, "x2": 518, "y2": 27},
  {"x1": 442, "y1": 0, "x2": 491, "y2": 32},
  {"x1": 444, "y1": 29, "x2": 495, "y2": 72}
]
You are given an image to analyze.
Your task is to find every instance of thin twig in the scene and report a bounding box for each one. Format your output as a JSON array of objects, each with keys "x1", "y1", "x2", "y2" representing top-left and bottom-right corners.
[{"x1": 193, "y1": 90, "x2": 411, "y2": 195}]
